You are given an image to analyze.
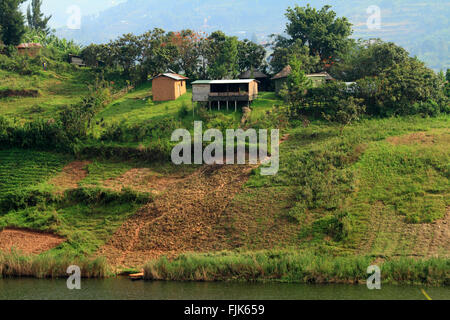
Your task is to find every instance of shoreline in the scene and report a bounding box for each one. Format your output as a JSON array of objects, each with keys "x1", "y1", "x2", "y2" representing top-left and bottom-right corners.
[{"x1": 1, "y1": 250, "x2": 448, "y2": 286}]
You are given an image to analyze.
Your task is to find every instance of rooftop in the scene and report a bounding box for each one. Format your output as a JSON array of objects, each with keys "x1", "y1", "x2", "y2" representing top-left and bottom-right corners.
[
  {"x1": 16, "y1": 43, "x2": 43, "y2": 49},
  {"x1": 192, "y1": 79, "x2": 256, "y2": 85},
  {"x1": 153, "y1": 73, "x2": 189, "y2": 81},
  {"x1": 238, "y1": 70, "x2": 268, "y2": 79}
]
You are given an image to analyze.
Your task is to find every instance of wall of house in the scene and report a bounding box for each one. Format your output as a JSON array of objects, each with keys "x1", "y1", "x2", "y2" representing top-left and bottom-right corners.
[
  {"x1": 274, "y1": 78, "x2": 287, "y2": 94},
  {"x1": 17, "y1": 48, "x2": 41, "y2": 58},
  {"x1": 152, "y1": 77, "x2": 181, "y2": 101},
  {"x1": 192, "y1": 84, "x2": 210, "y2": 102},
  {"x1": 249, "y1": 81, "x2": 258, "y2": 98},
  {"x1": 175, "y1": 80, "x2": 187, "y2": 98}
]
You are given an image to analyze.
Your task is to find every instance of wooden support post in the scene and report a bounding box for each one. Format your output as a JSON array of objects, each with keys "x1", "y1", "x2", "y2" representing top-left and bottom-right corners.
[
  {"x1": 235, "y1": 100, "x2": 237, "y2": 112},
  {"x1": 226, "y1": 100, "x2": 229, "y2": 111},
  {"x1": 209, "y1": 101, "x2": 211, "y2": 111},
  {"x1": 192, "y1": 102, "x2": 195, "y2": 122},
  {"x1": 218, "y1": 101, "x2": 220, "y2": 111}
]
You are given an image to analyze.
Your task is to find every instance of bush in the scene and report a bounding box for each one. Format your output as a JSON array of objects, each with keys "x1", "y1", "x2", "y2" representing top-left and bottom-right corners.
[{"x1": 64, "y1": 187, "x2": 151, "y2": 206}]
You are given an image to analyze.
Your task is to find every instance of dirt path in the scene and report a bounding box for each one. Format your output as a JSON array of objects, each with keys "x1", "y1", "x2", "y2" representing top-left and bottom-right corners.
[
  {"x1": 98, "y1": 164, "x2": 257, "y2": 268},
  {"x1": 0, "y1": 228, "x2": 65, "y2": 255}
]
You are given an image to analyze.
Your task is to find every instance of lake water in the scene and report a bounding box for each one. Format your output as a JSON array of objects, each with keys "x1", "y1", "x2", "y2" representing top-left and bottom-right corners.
[{"x1": 0, "y1": 278, "x2": 448, "y2": 300}]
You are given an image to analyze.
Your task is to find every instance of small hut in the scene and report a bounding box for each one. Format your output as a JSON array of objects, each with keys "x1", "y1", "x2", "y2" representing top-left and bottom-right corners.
[
  {"x1": 271, "y1": 66, "x2": 335, "y2": 94},
  {"x1": 16, "y1": 43, "x2": 42, "y2": 58},
  {"x1": 152, "y1": 73, "x2": 189, "y2": 101}
]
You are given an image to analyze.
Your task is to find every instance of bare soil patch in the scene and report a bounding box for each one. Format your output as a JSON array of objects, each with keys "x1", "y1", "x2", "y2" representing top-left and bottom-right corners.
[
  {"x1": 49, "y1": 161, "x2": 91, "y2": 192},
  {"x1": 386, "y1": 132, "x2": 436, "y2": 146},
  {"x1": 98, "y1": 164, "x2": 258, "y2": 268},
  {"x1": 0, "y1": 228, "x2": 65, "y2": 255},
  {"x1": 102, "y1": 168, "x2": 184, "y2": 194}
]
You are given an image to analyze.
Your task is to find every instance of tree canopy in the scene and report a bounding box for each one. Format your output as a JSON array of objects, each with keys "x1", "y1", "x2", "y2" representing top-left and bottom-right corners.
[
  {"x1": 0, "y1": 0, "x2": 26, "y2": 46},
  {"x1": 27, "y1": 0, "x2": 52, "y2": 34}
]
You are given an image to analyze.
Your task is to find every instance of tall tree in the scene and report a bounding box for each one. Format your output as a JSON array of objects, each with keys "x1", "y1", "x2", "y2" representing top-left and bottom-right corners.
[
  {"x1": 169, "y1": 29, "x2": 203, "y2": 79},
  {"x1": 284, "y1": 4, "x2": 353, "y2": 65},
  {"x1": 0, "y1": 0, "x2": 26, "y2": 46},
  {"x1": 237, "y1": 39, "x2": 267, "y2": 73},
  {"x1": 27, "y1": 0, "x2": 52, "y2": 34},
  {"x1": 207, "y1": 31, "x2": 239, "y2": 79},
  {"x1": 269, "y1": 36, "x2": 320, "y2": 74}
]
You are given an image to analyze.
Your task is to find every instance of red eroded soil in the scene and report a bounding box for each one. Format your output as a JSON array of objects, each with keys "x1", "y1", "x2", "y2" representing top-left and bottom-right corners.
[
  {"x1": 98, "y1": 164, "x2": 258, "y2": 268},
  {"x1": 0, "y1": 228, "x2": 65, "y2": 255},
  {"x1": 49, "y1": 161, "x2": 91, "y2": 192},
  {"x1": 102, "y1": 168, "x2": 185, "y2": 194}
]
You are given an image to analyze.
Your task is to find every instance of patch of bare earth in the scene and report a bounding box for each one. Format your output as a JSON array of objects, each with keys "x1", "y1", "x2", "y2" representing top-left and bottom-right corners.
[
  {"x1": 102, "y1": 168, "x2": 185, "y2": 194},
  {"x1": 49, "y1": 161, "x2": 91, "y2": 192},
  {"x1": 359, "y1": 203, "x2": 450, "y2": 258},
  {"x1": 0, "y1": 228, "x2": 65, "y2": 255},
  {"x1": 98, "y1": 164, "x2": 258, "y2": 269},
  {"x1": 386, "y1": 131, "x2": 436, "y2": 146}
]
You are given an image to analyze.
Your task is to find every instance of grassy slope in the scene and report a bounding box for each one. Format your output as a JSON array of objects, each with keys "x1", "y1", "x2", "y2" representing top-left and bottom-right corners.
[
  {"x1": 1, "y1": 67, "x2": 449, "y2": 282},
  {"x1": 0, "y1": 68, "x2": 93, "y2": 121},
  {"x1": 221, "y1": 116, "x2": 449, "y2": 258}
]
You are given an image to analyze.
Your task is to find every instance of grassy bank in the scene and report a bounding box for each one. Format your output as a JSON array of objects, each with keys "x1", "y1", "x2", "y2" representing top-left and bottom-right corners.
[
  {"x1": 0, "y1": 251, "x2": 109, "y2": 279},
  {"x1": 143, "y1": 250, "x2": 450, "y2": 286}
]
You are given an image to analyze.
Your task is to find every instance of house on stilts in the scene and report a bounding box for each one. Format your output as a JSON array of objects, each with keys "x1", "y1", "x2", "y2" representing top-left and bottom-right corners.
[{"x1": 191, "y1": 79, "x2": 259, "y2": 111}]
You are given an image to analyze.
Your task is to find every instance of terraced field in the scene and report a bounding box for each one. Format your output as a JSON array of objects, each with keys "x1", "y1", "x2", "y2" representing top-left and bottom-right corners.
[{"x1": 0, "y1": 149, "x2": 70, "y2": 202}]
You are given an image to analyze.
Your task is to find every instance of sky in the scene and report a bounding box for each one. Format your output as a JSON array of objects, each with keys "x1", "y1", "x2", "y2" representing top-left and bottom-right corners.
[{"x1": 20, "y1": 0, "x2": 127, "y2": 28}]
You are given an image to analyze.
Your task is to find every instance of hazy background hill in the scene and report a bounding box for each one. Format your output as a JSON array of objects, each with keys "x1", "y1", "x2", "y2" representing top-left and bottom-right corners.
[{"x1": 48, "y1": 0, "x2": 449, "y2": 71}]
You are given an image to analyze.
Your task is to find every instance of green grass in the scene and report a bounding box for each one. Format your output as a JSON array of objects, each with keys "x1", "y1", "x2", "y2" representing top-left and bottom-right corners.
[
  {"x1": 250, "y1": 91, "x2": 284, "y2": 121},
  {"x1": 0, "y1": 68, "x2": 94, "y2": 121},
  {"x1": 143, "y1": 249, "x2": 449, "y2": 285},
  {"x1": 95, "y1": 83, "x2": 193, "y2": 125},
  {"x1": 0, "y1": 250, "x2": 109, "y2": 279},
  {"x1": 0, "y1": 149, "x2": 71, "y2": 203},
  {"x1": 231, "y1": 115, "x2": 450, "y2": 256}
]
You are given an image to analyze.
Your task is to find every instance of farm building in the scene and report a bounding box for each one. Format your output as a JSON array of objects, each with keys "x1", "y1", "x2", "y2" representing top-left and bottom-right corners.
[
  {"x1": 16, "y1": 43, "x2": 42, "y2": 58},
  {"x1": 152, "y1": 73, "x2": 189, "y2": 101},
  {"x1": 191, "y1": 79, "x2": 258, "y2": 111},
  {"x1": 271, "y1": 66, "x2": 335, "y2": 94},
  {"x1": 238, "y1": 69, "x2": 270, "y2": 91}
]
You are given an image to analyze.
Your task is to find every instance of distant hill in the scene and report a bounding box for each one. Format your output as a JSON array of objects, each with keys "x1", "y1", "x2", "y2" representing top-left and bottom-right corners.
[{"x1": 56, "y1": 0, "x2": 449, "y2": 71}]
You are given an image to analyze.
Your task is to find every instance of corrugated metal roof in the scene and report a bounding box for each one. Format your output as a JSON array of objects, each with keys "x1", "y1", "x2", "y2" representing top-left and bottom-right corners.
[
  {"x1": 192, "y1": 79, "x2": 256, "y2": 85},
  {"x1": 153, "y1": 73, "x2": 189, "y2": 81}
]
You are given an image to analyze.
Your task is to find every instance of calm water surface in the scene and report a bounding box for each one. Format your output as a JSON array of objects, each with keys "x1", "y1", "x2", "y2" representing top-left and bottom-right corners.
[{"x1": 0, "y1": 278, "x2": 448, "y2": 300}]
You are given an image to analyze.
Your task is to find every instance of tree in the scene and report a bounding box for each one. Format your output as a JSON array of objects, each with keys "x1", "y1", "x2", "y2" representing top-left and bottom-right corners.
[
  {"x1": 139, "y1": 28, "x2": 179, "y2": 81},
  {"x1": 284, "y1": 4, "x2": 353, "y2": 65},
  {"x1": 279, "y1": 55, "x2": 312, "y2": 122},
  {"x1": 331, "y1": 40, "x2": 410, "y2": 81},
  {"x1": 356, "y1": 57, "x2": 446, "y2": 116},
  {"x1": 322, "y1": 96, "x2": 366, "y2": 134},
  {"x1": 0, "y1": 0, "x2": 26, "y2": 46},
  {"x1": 206, "y1": 31, "x2": 239, "y2": 79},
  {"x1": 27, "y1": 0, "x2": 52, "y2": 34},
  {"x1": 237, "y1": 39, "x2": 266, "y2": 73},
  {"x1": 169, "y1": 29, "x2": 203, "y2": 79},
  {"x1": 269, "y1": 37, "x2": 321, "y2": 74}
]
